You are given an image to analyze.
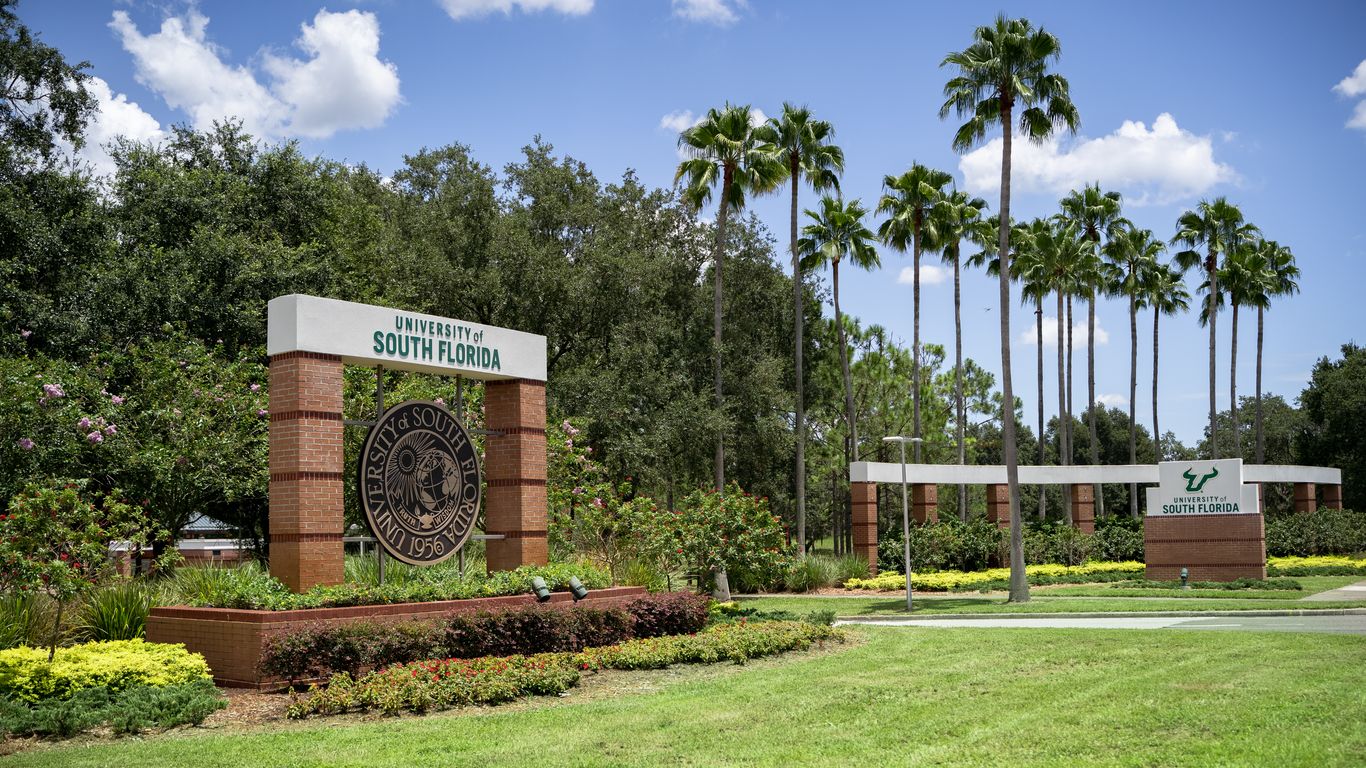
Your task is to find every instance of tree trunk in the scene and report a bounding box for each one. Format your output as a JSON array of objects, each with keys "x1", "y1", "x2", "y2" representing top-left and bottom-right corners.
[
  {"x1": 1088, "y1": 288, "x2": 1102, "y2": 518},
  {"x1": 999, "y1": 103, "x2": 1027, "y2": 603},
  {"x1": 711, "y1": 567, "x2": 731, "y2": 602},
  {"x1": 48, "y1": 600, "x2": 64, "y2": 663},
  {"x1": 834, "y1": 260, "x2": 858, "y2": 465},
  {"x1": 954, "y1": 249, "x2": 966, "y2": 521},
  {"x1": 1128, "y1": 289, "x2": 1138, "y2": 517},
  {"x1": 1230, "y1": 301, "x2": 1240, "y2": 458},
  {"x1": 713, "y1": 171, "x2": 732, "y2": 492},
  {"x1": 912, "y1": 217, "x2": 922, "y2": 462},
  {"x1": 1255, "y1": 304, "x2": 1265, "y2": 464},
  {"x1": 1057, "y1": 291, "x2": 1072, "y2": 521},
  {"x1": 1037, "y1": 303, "x2": 1046, "y2": 520},
  {"x1": 790, "y1": 160, "x2": 806, "y2": 556},
  {"x1": 1207, "y1": 248, "x2": 1219, "y2": 459},
  {"x1": 1153, "y1": 307, "x2": 1161, "y2": 466}
]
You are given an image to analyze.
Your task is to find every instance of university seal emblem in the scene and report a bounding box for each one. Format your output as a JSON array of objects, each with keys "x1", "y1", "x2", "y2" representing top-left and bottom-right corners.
[{"x1": 359, "y1": 400, "x2": 481, "y2": 565}]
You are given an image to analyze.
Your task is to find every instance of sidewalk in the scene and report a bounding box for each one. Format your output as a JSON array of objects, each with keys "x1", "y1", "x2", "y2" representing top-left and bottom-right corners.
[{"x1": 1300, "y1": 579, "x2": 1366, "y2": 601}]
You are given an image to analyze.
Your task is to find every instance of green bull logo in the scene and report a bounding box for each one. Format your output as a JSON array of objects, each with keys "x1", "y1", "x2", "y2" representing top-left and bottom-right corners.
[{"x1": 1182, "y1": 466, "x2": 1219, "y2": 493}]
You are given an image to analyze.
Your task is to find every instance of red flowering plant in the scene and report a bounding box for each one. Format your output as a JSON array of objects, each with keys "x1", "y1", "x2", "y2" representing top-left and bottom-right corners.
[
  {"x1": 670, "y1": 484, "x2": 787, "y2": 594},
  {"x1": 0, "y1": 481, "x2": 166, "y2": 660}
]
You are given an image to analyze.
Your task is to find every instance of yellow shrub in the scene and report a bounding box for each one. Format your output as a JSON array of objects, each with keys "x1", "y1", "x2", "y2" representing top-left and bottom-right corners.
[
  {"x1": 0, "y1": 639, "x2": 212, "y2": 703},
  {"x1": 844, "y1": 561, "x2": 1145, "y2": 592}
]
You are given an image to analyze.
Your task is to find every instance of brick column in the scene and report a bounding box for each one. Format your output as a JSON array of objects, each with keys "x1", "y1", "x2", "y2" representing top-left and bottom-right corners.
[
  {"x1": 1322, "y1": 484, "x2": 1343, "y2": 510},
  {"x1": 912, "y1": 483, "x2": 939, "y2": 524},
  {"x1": 986, "y1": 484, "x2": 1010, "y2": 529},
  {"x1": 1293, "y1": 482, "x2": 1317, "y2": 513},
  {"x1": 1070, "y1": 483, "x2": 1095, "y2": 534},
  {"x1": 1257, "y1": 483, "x2": 1267, "y2": 514},
  {"x1": 268, "y1": 352, "x2": 345, "y2": 592},
  {"x1": 851, "y1": 481, "x2": 878, "y2": 576},
  {"x1": 483, "y1": 379, "x2": 548, "y2": 572}
]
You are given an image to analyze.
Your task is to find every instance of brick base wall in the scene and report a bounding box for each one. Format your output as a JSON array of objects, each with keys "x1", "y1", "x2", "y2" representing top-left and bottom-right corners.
[
  {"x1": 912, "y1": 483, "x2": 938, "y2": 524},
  {"x1": 148, "y1": 587, "x2": 647, "y2": 689},
  {"x1": 1143, "y1": 514, "x2": 1266, "y2": 582},
  {"x1": 851, "y1": 481, "x2": 877, "y2": 576}
]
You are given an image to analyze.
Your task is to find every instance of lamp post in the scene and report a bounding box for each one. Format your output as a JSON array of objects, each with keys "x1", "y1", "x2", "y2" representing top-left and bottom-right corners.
[{"x1": 882, "y1": 435, "x2": 922, "y2": 612}]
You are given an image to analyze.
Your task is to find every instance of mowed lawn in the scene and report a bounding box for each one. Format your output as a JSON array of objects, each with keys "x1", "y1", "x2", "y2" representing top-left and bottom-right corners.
[
  {"x1": 10, "y1": 627, "x2": 1366, "y2": 767},
  {"x1": 737, "y1": 593, "x2": 1366, "y2": 616}
]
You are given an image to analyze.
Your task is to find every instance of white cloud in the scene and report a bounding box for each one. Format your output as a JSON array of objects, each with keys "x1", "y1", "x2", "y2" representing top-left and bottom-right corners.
[
  {"x1": 1096, "y1": 393, "x2": 1128, "y2": 408},
  {"x1": 672, "y1": 0, "x2": 745, "y2": 25},
  {"x1": 1018, "y1": 315, "x2": 1109, "y2": 348},
  {"x1": 263, "y1": 10, "x2": 401, "y2": 138},
  {"x1": 659, "y1": 110, "x2": 699, "y2": 133},
  {"x1": 897, "y1": 265, "x2": 948, "y2": 286},
  {"x1": 110, "y1": 8, "x2": 399, "y2": 141},
  {"x1": 60, "y1": 76, "x2": 164, "y2": 177},
  {"x1": 1336, "y1": 61, "x2": 1366, "y2": 131},
  {"x1": 959, "y1": 113, "x2": 1235, "y2": 206},
  {"x1": 1333, "y1": 59, "x2": 1366, "y2": 98},
  {"x1": 439, "y1": 0, "x2": 593, "y2": 21},
  {"x1": 748, "y1": 107, "x2": 767, "y2": 127}
]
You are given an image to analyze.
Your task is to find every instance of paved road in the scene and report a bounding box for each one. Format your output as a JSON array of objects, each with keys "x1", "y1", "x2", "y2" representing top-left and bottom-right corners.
[{"x1": 837, "y1": 614, "x2": 1366, "y2": 635}]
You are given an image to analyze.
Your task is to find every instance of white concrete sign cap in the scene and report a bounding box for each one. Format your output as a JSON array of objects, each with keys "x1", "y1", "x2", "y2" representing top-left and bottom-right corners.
[
  {"x1": 267, "y1": 295, "x2": 547, "y2": 381},
  {"x1": 1151, "y1": 458, "x2": 1253, "y2": 516}
]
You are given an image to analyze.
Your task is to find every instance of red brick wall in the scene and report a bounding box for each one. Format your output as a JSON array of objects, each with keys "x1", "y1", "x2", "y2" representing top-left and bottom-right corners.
[
  {"x1": 1143, "y1": 514, "x2": 1266, "y2": 581},
  {"x1": 912, "y1": 483, "x2": 938, "y2": 524},
  {"x1": 147, "y1": 587, "x2": 647, "y2": 689},
  {"x1": 483, "y1": 379, "x2": 548, "y2": 572},
  {"x1": 986, "y1": 484, "x2": 1010, "y2": 529},
  {"x1": 1070, "y1": 483, "x2": 1095, "y2": 534},
  {"x1": 851, "y1": 481, "x2": 877, "y2": 575},
  {"x1": 268, "y1": 352, "x2": 345, "y2": 592}
]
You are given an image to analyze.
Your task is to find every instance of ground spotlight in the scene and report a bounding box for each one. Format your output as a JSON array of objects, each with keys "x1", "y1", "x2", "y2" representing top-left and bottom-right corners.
[
  {"x1": 531, "y1": 576, "x2": 552, "y2": 602},
  {"x1": 569, "y1": 576, "x2": 589, "y2": 601}
]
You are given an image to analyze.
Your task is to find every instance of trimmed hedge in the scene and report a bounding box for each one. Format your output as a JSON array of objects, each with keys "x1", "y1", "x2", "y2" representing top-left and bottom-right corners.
[
  {"x1": 261, "y1": 591, "x2": 710, "y2": 682},
  {"x1": 286, "y1": 620, "x2": 843, "y2": 719},
  {"x1": 0, "y1": 679, "x2": 225, "y2": 737},
  {"x1": 0, "y1": 640, "x2": 212, "y2": 704},
  {"x1": 1265, "y1": 509, "x2": 1366, "y2": 557},
  {"x1": 1267, "y1": 555, "x2": 1366, "y2": 576},
  {"x1": 845, "y1": 561, "x2": 1145, "y2": 592}
]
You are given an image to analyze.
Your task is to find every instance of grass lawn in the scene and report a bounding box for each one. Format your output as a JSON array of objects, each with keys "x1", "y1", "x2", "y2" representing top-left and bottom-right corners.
[
  {"x1": 8, "y1": 627, "x2": 1365, "y2": 766},
  {"x1": 737, "y1": 594, "x2": 1366, "y2": 616}
]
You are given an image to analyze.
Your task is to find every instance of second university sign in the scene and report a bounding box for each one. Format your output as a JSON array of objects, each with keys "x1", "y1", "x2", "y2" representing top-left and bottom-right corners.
[{"x1": 359, "y1": 400, "x2": 482, "y2": 565}]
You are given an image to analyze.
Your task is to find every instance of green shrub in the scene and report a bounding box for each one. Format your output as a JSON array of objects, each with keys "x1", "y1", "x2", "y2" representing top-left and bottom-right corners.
[
  {"x1": 0, "y1": 680, "x2": 224, "y2": 738},
  {"x1": 0, "y1": 639, "x2": 212, "y2": 703},
  {"x1": 1106, "y1": 577, "x2": 1302, "y2": 591},
  {"x1": 1024, "y1": 523, "x2": 1095, "y2": 566},
  {"x1": 830, "y1": 554, "x2": 872, "y2": 585},
  {"x1": 1092, "y1": 520, "x2": 1145, "y2": 562},
  {"x1": 782, "y1": 557, "x2": 833, "y2": 593},
  {"x1": 576, "y1": 620, "x2": 842, "y2": 670},
  {"x1": 78, "y1": 581, "x2": 157, "y2": 641},
  {"x1": 0, "y1": 594, "x2": 59, "y2": 651},
  {"x1": 879, "y1": 520, "x2": 1007, "y2": 574},
  {"x1": 1265, "y1": 509, "x2": 1366, "y2": 557},
  {"x1": 166, "y1": 561, "x2": 288, "y2": 609}
]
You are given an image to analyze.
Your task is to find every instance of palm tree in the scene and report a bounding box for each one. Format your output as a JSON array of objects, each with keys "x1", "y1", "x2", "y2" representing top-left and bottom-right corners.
[
  {"x1": 1059, "y1": 185, "x2": 1123, "y2": 517},
  {"x1": 799, "y1": 197, "x2": 881, "y2": 480},
  {"x1": 1248, "y1": 239, "x2": 1299, "y2": 464},
  {"x1": 1139, "y1": 263, "x2": 1190, "y2": 462},
  {"x1": 1172, "y1": 197, "x2": 1259, "y2": 458},
  {"x1": 1219, "y1": 244, "x2": 1261, "y2": 456},
  {"x1": 676, "y1": 104, "x2": 784, "y2": 497},
  {"x1": 1103, "y1": 224, "x2": 1162, "y2": 516},
  {"x1": 941, "y1": 15, "x2": 1078, "y2": 602},
  {"x1": 930, "y1": 189, "x2": 988, "y2": 519},
  {"x1": 754, "y1": 104, "x2": 843, "y2": 556},
  {"x1": 1008, "y1": 218, "x2": 1052, "y2": 520},
  {"x1": 877, "y1": 163, "x2": 953, "y2": 463}
]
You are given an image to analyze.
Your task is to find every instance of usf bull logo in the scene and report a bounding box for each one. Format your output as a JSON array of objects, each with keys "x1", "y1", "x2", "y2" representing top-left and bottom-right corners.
[{"x1": 1182, "y1": 466, "x2": 1219, "y2": 493}]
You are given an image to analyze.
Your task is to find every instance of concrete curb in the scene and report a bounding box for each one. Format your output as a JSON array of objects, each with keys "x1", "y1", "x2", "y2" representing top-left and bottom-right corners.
[{"x1": 837, "y1": 608, "x2": 1366, "y2": 622}]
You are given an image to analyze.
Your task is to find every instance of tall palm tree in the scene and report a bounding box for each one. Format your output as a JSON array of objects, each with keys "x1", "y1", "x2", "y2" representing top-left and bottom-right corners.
[
  {"x1": 1219, "y1": 244, "x2": 1261, "y2": 456},
  {"x1": 1139, "y1": 263, "x2": 1190, "y2": 462},
  {"x1": 1008, "y1": 218, "x2": 1052, "y2": 520},
  {"x1": 676, "y1": 104, "x2": 785, "y2": 496},
  {"x1": 941, "y1": 15, "x2": 1078, "y2": 602},
  {"x1": 1026, "y1": 218, "x2": 1087, "y2": 523},
  {"x1": 877, "y1": 163, "x2": 953, "y2": 463},
  {"x1": 930, "y1": 189, "x2": 988, "y2": 519},
  {"x1": 754, "y1": 104, "x2": 844, "y2": 556},
  {"x1": 799, "y1": 197, "x2": 881, "y2": 479},
  {"x1": 1059, "y1": 185, "x2": 1123, "y2": 517},
  {"x1": 1103, "y1": 224, "x2": 1162, "y2": 516},
  {"x1": 1172, "y1": 197, "x2": 1259, "y2": 458},
  {"x1": 1247, "y1": 239, "x2": 1299, "y2": 464}
]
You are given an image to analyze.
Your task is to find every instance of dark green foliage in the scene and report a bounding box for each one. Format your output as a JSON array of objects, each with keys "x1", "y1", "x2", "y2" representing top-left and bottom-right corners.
[
  {"x1": 0, "y1": 680, "x2": 223, "y2": 738},
  {"x1": 1109, "y1": 578, "x2": 1302, "y2": 591},
  {"x1": 878, "y1": 519, "x2": 1008, "y2": 573},
  {"x1": 259, "y1": 592, "x2": 710, "y2": 682},
  {"x1": 1091, "y1": 518, "x2": 1145, "y2": 562},
  {"x1": 77, "y1": 581, "x2": 156, "y2": 641},
  {"x1": 1265, "y1": 509, "x2": 1366, "y2": 557},
  {"x1": 1298, "y1": 344, "x2": 1366, "y2": 511}
]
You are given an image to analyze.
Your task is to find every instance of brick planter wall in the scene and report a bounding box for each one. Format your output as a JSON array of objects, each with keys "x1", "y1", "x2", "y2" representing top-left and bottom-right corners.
[
  {"x1": 1143, "y1": 514, "x2": 1266, "y2": 582},
  {"x1": 147, "y1": 586, "x2": 647, "y2": 689}
]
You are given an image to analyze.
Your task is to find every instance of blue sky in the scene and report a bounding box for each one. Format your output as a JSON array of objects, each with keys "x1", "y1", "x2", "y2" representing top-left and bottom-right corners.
[{"x1": 20, "y1": 0, "x2": 1366, "y2": 446}]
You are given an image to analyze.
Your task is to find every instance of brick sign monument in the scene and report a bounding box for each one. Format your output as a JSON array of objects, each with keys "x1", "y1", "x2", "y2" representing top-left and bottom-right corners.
[
  {"x1": 266, "y1": 294, "x2": 549, "y2": 591},
  {"x1": 1144, "y1": 458, "x2": 1266, "y2": 581}
]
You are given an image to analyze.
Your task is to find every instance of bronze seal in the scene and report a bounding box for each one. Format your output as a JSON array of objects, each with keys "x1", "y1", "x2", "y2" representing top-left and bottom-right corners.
[{"x1": 359, "y1": 400, "x2": 481, "y2": 565}]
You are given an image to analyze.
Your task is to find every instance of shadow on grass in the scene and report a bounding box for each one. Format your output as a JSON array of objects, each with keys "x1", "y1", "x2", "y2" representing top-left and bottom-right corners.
[{"x1": 732, "y1": 595, "x2": 1007, "y2": 614}]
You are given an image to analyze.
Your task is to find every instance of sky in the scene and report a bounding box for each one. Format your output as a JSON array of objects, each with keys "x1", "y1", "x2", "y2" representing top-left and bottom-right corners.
[{"x1": 19, "y1": 0, "x2": 1366, "y2": 447}]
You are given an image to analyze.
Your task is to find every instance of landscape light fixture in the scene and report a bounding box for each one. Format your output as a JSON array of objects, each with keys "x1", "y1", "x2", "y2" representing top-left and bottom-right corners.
[
  {"x1": 1180, "y1": 567, "x2": 1190, "y2": 590},
  {"x1": 531, "y1": 576, "x2": 552, "y2": 603},
  {"x1": 568, "y1": 576, "x2": 589, "y2": 602},
  {"x1": 882, "y1": 435, "x2": 923, "y2": 613}
]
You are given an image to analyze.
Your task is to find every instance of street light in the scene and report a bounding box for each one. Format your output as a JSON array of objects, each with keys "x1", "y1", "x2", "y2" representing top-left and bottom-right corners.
[{"x1": 882, "y1": 435, "x2": 922, "y2": 612}]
